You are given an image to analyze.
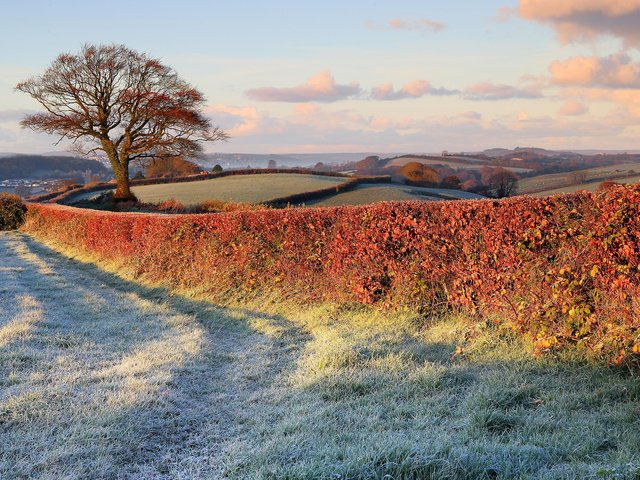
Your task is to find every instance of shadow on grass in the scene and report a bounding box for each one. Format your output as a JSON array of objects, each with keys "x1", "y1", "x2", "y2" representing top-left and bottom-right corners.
[
  {"x1": 2, "y1": 232, "x2": 639, "y2": 479},
  {"x1": 0, "y1": 232, "x2": 311, "y2": 479}
]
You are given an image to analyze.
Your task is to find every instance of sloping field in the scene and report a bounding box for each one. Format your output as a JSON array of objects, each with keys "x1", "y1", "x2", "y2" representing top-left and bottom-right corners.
[
  {"x1": 2, "y1": 231, "x2": 639, "y2": 478},
  {"x1": 68, "y1": 173, "x2": 349, "y2": 205},
  {"x1": 529, "y1": 176, "x2": 640, "y2": 197},
  {"x1": 130, "y1": 173, "x2": 347, "y2": 205},
  {"x1": 386, "y1": 156, "x2": 532, "y2": 173},
  {"x1": 520, "y1": 162, "x2": 640, "y2": 195},
  {"x1": 306, "y1": 183, "x2": 483, "y2": 207}
]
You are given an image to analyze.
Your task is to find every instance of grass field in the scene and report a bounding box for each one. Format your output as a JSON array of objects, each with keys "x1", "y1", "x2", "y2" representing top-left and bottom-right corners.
[
  {"x1": 519, "y1": 162, "x2": 640, "y2": 196},
  {"x1": 385, "y1": 156, "x2": 532, "y2": 173},
  {"x1": 307, "y1": 184, "x2": 483, "y2": 206},
  {"x1": 528, "y1": 176, "x2": 640, "y2": 197},
  {"x1": 68, "y1": 173, "x2": 349, "y2": 205},
  {"x1": 129, "y1": 173, "x2": 347, "y2": 205},
  {"x1": 3, "y1": 231, "x2": 639, "y2": 479}
]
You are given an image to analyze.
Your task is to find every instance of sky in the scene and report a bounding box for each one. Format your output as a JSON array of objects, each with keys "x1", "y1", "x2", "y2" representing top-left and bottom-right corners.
[{"x1": 2, "y1": 0, "x2": 640, "y2": 154}]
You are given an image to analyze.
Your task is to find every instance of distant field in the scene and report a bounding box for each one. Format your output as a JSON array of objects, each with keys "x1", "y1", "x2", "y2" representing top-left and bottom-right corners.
[
  {"x1": 520, "y1": 162, "x2": 640, "y2": 195},
  {"x1": 68, "y1": 174, "x2": 347, "y2": 205},
  {"x1": 306, "y1": 184, "x2": 483, "y2": 207},
  {"x1": 131, "y1": 173, "x2": 347, "y2": 204},
  {"x1": 529, "y1": 175, "x2": 640, "y2": 197},
  {"x1": 386, "y1": 156, "x2": 532, "y2": 173}
]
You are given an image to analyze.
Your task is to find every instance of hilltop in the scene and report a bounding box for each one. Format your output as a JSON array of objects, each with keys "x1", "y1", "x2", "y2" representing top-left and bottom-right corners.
[{"x1": 0, "y1": 154, "x2": 109, "y2": 180}]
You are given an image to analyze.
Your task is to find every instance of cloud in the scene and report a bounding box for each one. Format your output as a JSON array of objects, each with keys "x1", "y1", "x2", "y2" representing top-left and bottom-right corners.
[
  {"x1": 518, "y1": 0, "x2": 640, "y2": 47},
  {"x1": 371, "y1": 80, "x2": 458, "y2": 100},
  {"x1": 462, "y1": 82, "x2": 543, "y2": 100},
  {"x1": 557, "y1": 99, "x2": 589, "y2": 116},
  {"x1": 388, "y1": 18, "x2": 446, "y2": 33},
  {"x1": 203, "y1": 102, "x2": 632, "y2": 154},
  {"x1": 245, "y1": 71, "x2": 361, "y2": 103},
  {"x1": 549, "y1": 53, "x2": 640, "y2": 88}
]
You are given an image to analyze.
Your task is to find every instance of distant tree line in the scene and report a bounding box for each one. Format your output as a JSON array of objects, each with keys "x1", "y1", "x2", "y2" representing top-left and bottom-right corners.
[{"x1": 0, "y1": 155, "x2": 109, "y2": 180}]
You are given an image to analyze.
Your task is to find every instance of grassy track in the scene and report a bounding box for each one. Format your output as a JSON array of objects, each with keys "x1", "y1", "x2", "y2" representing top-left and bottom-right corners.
[{"x1": 2, "y1": 232, "x2": 640, "y2": 479}]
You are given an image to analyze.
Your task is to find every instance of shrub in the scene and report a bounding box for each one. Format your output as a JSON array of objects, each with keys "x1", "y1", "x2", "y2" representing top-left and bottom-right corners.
[
  {"x1": 155, "y1": 199, "x2": 187, "y2": 213},
  {"x1": 197, "y1": 200, "x2": 268, "y2": 213},
  {"x1": 0, "y1": 193, "x2": 27, "y2": 230}
]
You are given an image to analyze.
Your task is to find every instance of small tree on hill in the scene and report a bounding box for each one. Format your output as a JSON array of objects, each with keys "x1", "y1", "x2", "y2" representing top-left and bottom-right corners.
[
  {"x1": 211, "y1": 164, "x2": 223, "y2": 173},
  {"x1": 399, "y1": 162, "x2": 440, "y2": 186},
  {"x1": 489, "y1": 168, "x2": 518, "y2": 198},
  {"x1": 16, "y1": 44, "x2": 228, "y2": 200}
]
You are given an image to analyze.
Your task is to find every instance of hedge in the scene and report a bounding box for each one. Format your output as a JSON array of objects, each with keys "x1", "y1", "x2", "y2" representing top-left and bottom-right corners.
[
  {"x1": 22, "y1": 184, "x2": 640, "y2": 365},
  {"x1": 0, "y1": 193, "x2": 27, "y2": 230}
]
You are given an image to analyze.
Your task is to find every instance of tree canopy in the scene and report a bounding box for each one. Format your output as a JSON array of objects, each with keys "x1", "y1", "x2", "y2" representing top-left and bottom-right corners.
[{"x1": 16, "y1": 44, "x2": 228, "y2": 199}]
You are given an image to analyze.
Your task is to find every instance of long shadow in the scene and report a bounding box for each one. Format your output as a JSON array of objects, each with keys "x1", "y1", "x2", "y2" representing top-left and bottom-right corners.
[
  {"x1": 0, "y1": 233, "x2": 312, "y2": 479},
  {"x1": 3, "y1": 233, "x2": 639, "y2": 479}
]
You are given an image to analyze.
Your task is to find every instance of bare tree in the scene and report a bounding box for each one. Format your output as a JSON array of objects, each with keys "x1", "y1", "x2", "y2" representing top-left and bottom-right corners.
[
  {"x1": 489, "y1": 168, "x2": 518, "y2": 198},
  {"x1": 566, "y1": 170, "x2": 587, "y2": 186},
  {"x1": 16, "y1": 44, "x2": 228, "y2": 200}
]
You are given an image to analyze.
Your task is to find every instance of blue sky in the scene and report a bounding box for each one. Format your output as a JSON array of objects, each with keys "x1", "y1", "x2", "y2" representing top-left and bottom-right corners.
[{"x1": 2, "y1": 0, "x2": 640, "y2": 153}]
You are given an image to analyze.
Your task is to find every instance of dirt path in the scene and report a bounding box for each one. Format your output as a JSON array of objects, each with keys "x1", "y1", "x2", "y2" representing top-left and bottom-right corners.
[{"x1": 0, "y1": 232, "x2": 305, "y2": 479}]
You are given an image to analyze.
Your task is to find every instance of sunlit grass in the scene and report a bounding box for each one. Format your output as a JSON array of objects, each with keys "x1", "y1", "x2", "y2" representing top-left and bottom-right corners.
[{"x1": 2, "y1": 231, "x2": 639, "y2": 479}]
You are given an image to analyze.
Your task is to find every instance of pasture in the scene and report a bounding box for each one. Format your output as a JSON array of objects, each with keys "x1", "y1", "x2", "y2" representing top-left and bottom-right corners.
[
  {"x1": 67, "y1": 173, "x2": 349, "y2": 205},
  {"x1": 306, "y1": 183, "x2": 482, "y2": 206},
  {"x1": 519, "y1": 162, "x2": 640, "y2": 195},
  {"x1": 129, "y1": 173, "x2": 347, "y2": 205},
  {"x1": 385, "y1": 156, "x2": 532, "y2": 173},
  {"x1": 2, "y1": 231, "x2": 639, "y2": 479}
]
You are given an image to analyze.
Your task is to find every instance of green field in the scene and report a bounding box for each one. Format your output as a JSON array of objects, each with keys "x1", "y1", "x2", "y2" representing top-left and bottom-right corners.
[
  {"x1": 386, "y1": 156, "x2": 532, "y2": 173},
  {"x1": 3, "y1": 232, "x2": 639, "y2": 479},
  {"x1": 519, "y1": 162, "x2": 640, "y2": 196},
  {"x1": 128, "y1": 173, "x2": 348, "y2": 205},
  {"x1": 528, "y1": 176, "x2": 640, "y2": 197},
  {"x1": 69, "y1": 173, "x2": 349, "y2": 205},
  {"x1": 307, "y1": 183, "x2": 483, "y2": 207}
]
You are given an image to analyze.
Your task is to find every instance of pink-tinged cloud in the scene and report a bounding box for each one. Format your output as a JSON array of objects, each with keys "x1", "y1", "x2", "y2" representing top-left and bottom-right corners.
[
  {"x1": 518, "y1": 0, "x2": 640, "y2": 47},
  {"x1": 388, "y1": 18, "x2": 446, "y2": 33},
  {"x1": 371, "y1": 80, "x2": 458, "y2": 100},
  {"x1": 558, "y1": 99, "x2": 589, "y2": 116},
  {"x1": 550, "y1": 53, "x2": 640, "y2": 88},
  {"x1": 462, "y1": 82, "x2": 543, "y2": 100},
  {"x1": 245, "y1": 71, "x2": 361, "y2": 103}
]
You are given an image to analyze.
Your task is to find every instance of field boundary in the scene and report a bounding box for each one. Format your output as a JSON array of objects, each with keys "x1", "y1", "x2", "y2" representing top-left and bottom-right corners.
[
  {"x1": 27, "y1": 168, "x2": 356, "y2": 205},
  {"x1": 22, "y1": 185, "x2": 640, "y2": 366}
]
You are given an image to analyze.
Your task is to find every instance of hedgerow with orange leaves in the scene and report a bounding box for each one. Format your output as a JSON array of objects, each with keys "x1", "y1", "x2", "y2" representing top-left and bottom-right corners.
[{"x1": 23, "y1": 184, "x2": 640, "y2": 365}]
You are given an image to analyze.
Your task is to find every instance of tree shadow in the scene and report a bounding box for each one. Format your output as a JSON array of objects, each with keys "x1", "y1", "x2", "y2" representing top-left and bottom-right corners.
[{"x1": 0, "y1": 233, "x2": 312, "y2": 478}]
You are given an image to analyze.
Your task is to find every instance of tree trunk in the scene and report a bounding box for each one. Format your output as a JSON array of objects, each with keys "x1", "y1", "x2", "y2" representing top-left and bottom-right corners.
[{"x1": 112, "y1": 161, "x2": 136, "y2": 201}]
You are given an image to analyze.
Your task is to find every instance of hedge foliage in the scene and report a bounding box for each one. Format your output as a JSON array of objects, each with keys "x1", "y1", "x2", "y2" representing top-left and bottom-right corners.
[
  {"x1": 23, "y1": 184, "x2": 640, "y2": 365},
  {"x1": 0, "y1": 193, "x2": 27, "y2": 230}
]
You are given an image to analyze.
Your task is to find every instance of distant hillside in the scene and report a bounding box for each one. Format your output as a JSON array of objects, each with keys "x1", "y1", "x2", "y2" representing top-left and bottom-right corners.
[
  {"x1": 200, "y1": 152, "x2": 391, "y2": 169},
  {"x1": 0, "y1": 155, "x2": 110, "y2": 180}
]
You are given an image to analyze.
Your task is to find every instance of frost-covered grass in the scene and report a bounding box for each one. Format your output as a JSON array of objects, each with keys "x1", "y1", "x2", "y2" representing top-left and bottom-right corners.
[{"x1": 2, "y1": 232, "x2": 639, "y2": 479}]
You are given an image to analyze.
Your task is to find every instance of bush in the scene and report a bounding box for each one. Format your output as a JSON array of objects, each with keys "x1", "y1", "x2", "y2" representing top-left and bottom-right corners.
[
  {"x1": 0, "y1": 193, "x2": 27, "y2": 230},
  {"x1": 22, "y1": 184, "x2": 640, "y2": 366}
]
